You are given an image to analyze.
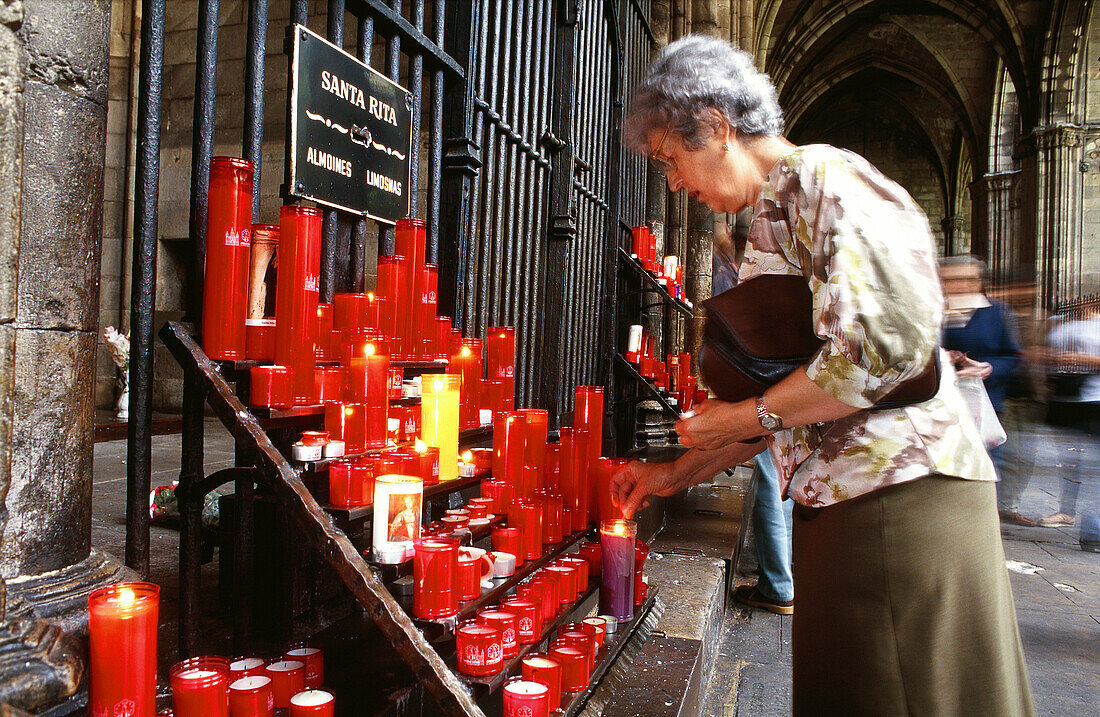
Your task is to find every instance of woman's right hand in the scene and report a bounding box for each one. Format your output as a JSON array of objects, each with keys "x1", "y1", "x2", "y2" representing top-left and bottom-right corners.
[{"x1": 610, "y1": 460, "x2": 686, "y2": 519}]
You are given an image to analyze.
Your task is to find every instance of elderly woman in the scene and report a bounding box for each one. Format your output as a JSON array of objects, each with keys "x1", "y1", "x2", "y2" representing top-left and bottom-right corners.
[{"x1": 613, "y1": 36, "x2": 1034, "y2": 716}]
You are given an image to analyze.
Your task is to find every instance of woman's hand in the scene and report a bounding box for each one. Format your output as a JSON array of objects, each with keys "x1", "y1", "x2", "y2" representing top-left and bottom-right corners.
[
  {"x1": 674, "y1": 398, "x2": 761, "y2": 449},
  {"x1": 610, "y1": 460, "x2": 686, "y2": 519}
]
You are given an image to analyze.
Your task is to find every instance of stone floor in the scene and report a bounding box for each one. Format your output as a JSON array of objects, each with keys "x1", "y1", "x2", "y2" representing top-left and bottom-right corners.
[{"x1": 705, "y1": 421, "x2": 1100, "y2": 716}]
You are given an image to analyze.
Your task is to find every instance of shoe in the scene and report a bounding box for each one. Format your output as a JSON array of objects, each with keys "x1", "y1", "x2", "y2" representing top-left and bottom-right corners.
[
  {"x1": 1037, "y1": 512, "x2": 1075, "y2": 528},
  {"x1": 733, "y1": 584, "x2": 794, "y2": 615},
  {"x1": 1081, "y1": 541, "x2": 1100, "y2": 553},
  {"x1": 998, "y1": 510, "x2": 1037, "y2": 527}
]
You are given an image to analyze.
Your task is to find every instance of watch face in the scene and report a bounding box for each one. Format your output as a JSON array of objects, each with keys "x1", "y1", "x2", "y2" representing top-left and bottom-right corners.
[{"x1": 762, "y1": 413, "x2": 781, "y2": 430}]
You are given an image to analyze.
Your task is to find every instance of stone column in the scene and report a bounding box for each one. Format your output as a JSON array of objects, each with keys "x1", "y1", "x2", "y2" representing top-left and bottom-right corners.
[
  {"x1": 1018, "y1": 124, "x2": 1084, "y2": 308},
  {"x1": 980, "y1": 171, "x2": 1019, "y2": 280},
  {"x1": 0, "y1": 0, "x2": 132, "y2": 710}
]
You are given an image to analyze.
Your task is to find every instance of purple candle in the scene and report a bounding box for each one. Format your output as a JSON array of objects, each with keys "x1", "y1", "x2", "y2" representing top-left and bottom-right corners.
[{"x1": 599, "y1": 518, "x2": 637, "y2": 621}]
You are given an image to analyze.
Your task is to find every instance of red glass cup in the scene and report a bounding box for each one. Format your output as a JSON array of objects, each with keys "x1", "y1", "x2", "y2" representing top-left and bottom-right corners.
[
  {"x1": 413, "y1": 537, "x2": 460, "y2": 619},
  {"x1": 450, "y1": 339, "x2": 482, "y2": 429},
  {"x1": 245, "y1": 318, "x2": 275, "y2": 360},
  {"x1": 492, "y1": 525, "x2": 522, "y2": 566},
  {"x1": 434, "y1": 316, "x2": 452, "y2": 361},
  {"x1": 549, "y1": 642, "x2": 588, "y2": 692},
  {"x1": 477, "y1": 609, "x2": 519, "y2": 658},
  {"x1": 328, "y1": 461, "x2": 363, "y2": 507},
  {"x1": 418, "y1": 264, "x2": 438, "y2": 359},
  {"x1": 484, "y1": 378, "x2": 514, "y2": 418},
  {"x1": 315, "y1": 303, "x2": 334, "y2": 360},
  {"x1": 487, "y1": 326, "x2": 516, "y2": 401},
  {"x1": 557, "y1": 627, "x2": 596, "y2": 674},
  {"x1": 441, "y1": 514, "x2": 469, "y2": 533},
  {"x1": 577, "y1": 541, "x2": 602, "y2": 576},
  {"x1": 457, "y1": 548, "x2": 493, "y2": 601},
  {"x1": 500, "y1": 598, "x2": 541, "y2": 644},
  {"x1": 592, "y1": 457, "x2": 620, "y2": 523},
  {"x1": 202, "y1": 156, "x2": 253, "y2": 361},
  {"x1": 582, "y1": 616, "x2": 607, "y2": 649},
  {"x1": 363, "y1": 292, "x2": 384, "y2": 331},
  {"x1": 229, "y1": 656, "x2": 267, "y2": 682},
  {"x1": 228, "y1": 675, "x2": 274, "y2": 717},
  {"x1": 333, "y1": 292, "x2": 368, "y2": 331},
  {"x1": 264, "y1": 661, "x2": 306, "y2": 709},
  {"x1": 570, "y1": 428, "x2": 591, "y2": 531},
  {"x1": 634, "y1": 540, "x2": 651, "y2": 607},
  {"x1": 415, "y1": 444, "x2": 440, "y2": 486},
  {"x1": 171, "y1": 655, "x2": 230, "y2": 717},
  {"x1": 535, "y1": 489, "x2": 563, "y2": 544},
  {"x1": 517, "y1": 582, "x2": 554, "y2": 624},
  {"x1": 395, "y1": 218, "x2": 427, "y2": 351},
  {"x1": 456, "y1": 623, "x2": 504, "y2": 677},
  {"x1": 275, "y1": 205, "x2": 323, "y2": 405},
  {"x1": 558, "y1": 427, "x2": 577, "y2": 527},
  {"x1": 493, "y1": 412, "x2": 526, "y2": 489},
  {"x1": 284, "y1": 644, "x2": 324, "y2": 688},
  {"x1": 466, "y1": 502, "x2": 488, "y2": 521},
  {"x1": 544, "y1": 564, "x2": 576, "y2": 603},
  {"x1": 375, "y1": 255, "x2": 401, "y2": 355},
  {"x1": 630, "y1": 225, "x2": 648, "y2": 259},
  {"x1": 514, "y1": 498, "x2": 543, "y2": 560},
  {"x1": 482, "y1": 479, "x2": 515, "y2": 519},
  {"x1": 314, "y1": 367, "x2": 346, "y2": 404},
  {"x1": 521, "y1": 653, "x2": 562, "y2": 711},
  {"x1": 527, "y1": 577, "x2": 559, "y2": 622},
  {"x1": 326, "y1": 402, "x2": 366, "y2": 454},
  {"x1": 88, "y1": 582, "x2": 160, "y2": 717},
  {"x1": 544, "y1": 442, "x2": 561, "y2": 489},
  {"x1": 288, "y1": 689, "x2": 334, "y2": 716},
  {"x1": 517, "y1": 408, "x2": 548, "y2": 490},
  {"x1": 347, "y1": 353, "x2": 389, "y2": 449},
  {"x1": 558, "y1": 555, "x2": 589, "y2": 590},
  {"x1": 576, "y1": 386, "x2": 603, "y2": 502},
  {"x1": 250, "y1": 365, "x2": 293, "y2": 409},
  {"x1": 502, "y1": 677, "x2": 550, "y2": 717}
]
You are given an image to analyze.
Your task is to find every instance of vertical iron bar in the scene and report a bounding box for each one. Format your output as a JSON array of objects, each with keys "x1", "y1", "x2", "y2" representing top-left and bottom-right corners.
[
  {"x1": 526, "y1": 0, "x2": 552, "y2": 406},
  {"x1": 125, "y1": 0, "x2": 165, "y2": 580},
  {"x1": 320, "y1": 0, "x2": 346, "y2": 302},
  {"x1": 427, "y1": 0, "x2": 445, "y2": 264},
  {"x1": 500, "y1": 0, "x2": 520, "y2": 332},
  {"x1": 292, "y1": 0, "x2": 308, "y2": 26},
  {"x1": 408, "y1": 0, "x2": 425, "y2": 216},
  {"x1": 379, "y1": 0, "x2": 404, "y2": 254},
  {"x1": 352, "y1": 14, "x2": 375, "y2": 291},
  {"x1": 244, "y1": 0, "x2": 268, "y2": 217},
  {"x1": 479, "y1": 1, "x2": 505, "y2": 336}
]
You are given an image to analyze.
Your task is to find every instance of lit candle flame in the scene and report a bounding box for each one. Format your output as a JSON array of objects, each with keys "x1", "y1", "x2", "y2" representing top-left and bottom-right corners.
[
  {"x1": 461, "y1": 450, "x2": 473, "y2": 462},
  {"x1": 415, "y1": 439, "x2": 428, "y2": 453},
  {"x1": 344, "y1": 405, "x2": 355, "y2": 417},
  {"x1": 367, "y1": 292, "x2": 375, "y2": 301},
  {"x1": 365, "y1": 343, "x2": 376, "y2": 356},
  {"x1": 118, "y1": 586, "x2": 135, "y2": 607},
  {"x1": 460, "y1": 346, "x2": 472, "y2": 357}
]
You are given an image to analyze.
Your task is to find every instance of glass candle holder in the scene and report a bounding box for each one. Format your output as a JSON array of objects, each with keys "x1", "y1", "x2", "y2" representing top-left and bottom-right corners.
[
  {"x1": 517, "y1": 408, "x2": 548, "y2": 491},
  {"x1": 577, "y1": 541, "x2": 602, "y2": 576},
  {"x1": 544, "y1": 443, "x2": 561, "y2": 489},
  {"x1": 535, "y1": 489, "x2": 563, "y2": 544},
  {"x1": 229, "y1": 656, "x2": 267, "y2": 683},
  {"x1": 245, "y1": 318, "x2": 276, "y2": 360},
  {"x1": 250, "y1": 365, "x2": 293, "y2": 409},
  {"x1": 558, "y1": 555, "x2": 589, "y2": 589},
  {"x1": 549, "y1": 643, "x2": 588, "y2": 693},
  {"x1": 599, "y1": 518, "x2": 637, "y2": 621},
  {"x1": 326, "y1": 402, "x2": 366, "y2": 454},
  {"x1": 284, "y1": 644, "x2": 324, "y2": 688},
  {"x1": 582, "y1": 616, "x2": 607, "y2": 649},
  {"x1": 514, "y1": 498, "x2": 543, "y2": 561},
  {"x1": 456, "y1": 623, "x2": 504, "y2": 677},
  {"x1": 559, "y1": 623, "x2": 598, "y2": 672},
  {"x1": 630, "y1": 225, "x2": 648, "y2": 259},
  {"x1": 634, "y1": 540, "x2": 651, "y2": 607},
  {"x1": 374, "y1": 474, "x2": 424, "y2": 563},
  {"x1": 88, "y1": 582, "x2": 160, "y2": 717},
  {"x1": 491, "y1": 525, "x2": 522, "y2": 566},
  {"x1": 434, "y1": 316, "x2": 452, "y2": 361},
  {"x1": 170, "y1": 655, "x2": 230, "y2": 717},
  {"x1": 500, "y1": 598, "x2": 540, "y2": 644},
  {"x1": 228, "y1": 675, "x2": 274, "y2": 717},
  {"x1": 418, "y1": 264, "x2": 438, "y2": 360},
  {"x1": 517, "y1": 582, "x2": 554, "y2": 625},
  {"x1": 592, "y1": 457, "x2": 621, "y2": 524},
  {"x1": 483, "y1": 378, "x2": 514, "y2": 419},
  {"x1": 527, "y1": 576, "x2": 559, "y2": 621},
  {"x1": 421, "y1": 373, "x2": 460, "y2": 481},
  {"x1": 575, "y1": 386, "x2": 604, "y2": 514},
  {"x1": 275, "y1": 205, "x2": 323, "y2": 405},
  {"x1": 521, "y1": 653, "x2": 562, "y2": 711},
  {"x1": 347, "y1": 344, "x2": 389, "y2": 449},
  {"x1": 487, "y1": 326, "x2": 516, "y2": 400},
  {"x1": 375, "y1": 255, "x2": 402, "y2": 356},
  {"x1": 314, "y1": 366, "x2": 346, "y2": 404},
  {"x1": 315, "y1": 303, "x2": 334, "y2": 360},
  {"x1": 289, "y1": 690, "x2": 335, "y2": 716},
  {"x1": 202, "y1": 157, "x2": 253, "y2": 360},
  {"x1": 502, "y1": 678, "x2": 550, "y2": 717},
  {"x1": 543, "y1": 564, "x2": 576, "y2": 603},
  {"x1": 569, "y1": 428, "x2": 591, "y2": 531},
  {"x1": 477, "y1": 609, "x2": 518, "y2": 658},
  {"x1": 492, "y1": 412, "x2": 526, "y2": 489},
  {"x1": 333, "y1": 292, "x2": 367, "y2": 331},
  {"x1": 395, "y1": 218, "x2": 426, "y2": 359},
  {"x1": 449, "y1": 340, "x2": 482, "y2": 430},
  {"x1": 413, "y1": 536, "x2": 459, "y2": 619},
  {"x1": 264, "y1": 661, "x2": 305, "y2": 710}
]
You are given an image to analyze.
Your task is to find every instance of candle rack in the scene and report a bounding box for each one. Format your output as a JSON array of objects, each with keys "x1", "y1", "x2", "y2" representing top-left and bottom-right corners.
[
  {"x1": 616, "y1": 247, "x2": 692, "y2": 317},
  {"x1": 613, "y1": 354, "x2": 680, "y2": 416}
]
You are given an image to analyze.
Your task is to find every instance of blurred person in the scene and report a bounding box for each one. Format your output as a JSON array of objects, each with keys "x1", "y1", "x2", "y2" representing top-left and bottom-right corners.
[
  {"x1": 1038, "y1": 302, "x2": 1100, "y2": 550},
  {"x1": 939, "y1": 255, "x2": 1029, "y2": 524},
  {"x1": 613, "y1": 35, "x2": 1034, "y2": 716},
  {"x1": 734, "y1": 452, "x2": 794, "y2": 614}
]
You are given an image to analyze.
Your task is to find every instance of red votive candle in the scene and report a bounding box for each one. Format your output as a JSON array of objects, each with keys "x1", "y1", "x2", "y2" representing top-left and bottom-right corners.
[
  {"x1": 544, "y1": 442, "x2": 561, "y2": 489},
  {"x1": 456, "y1": 623, "x2": 504, "y2": 677},
  {"x1": 521, "y1": 653, "x2": 562, "y2": 711},
  {"x1": 520, "y1": 464, "x2": 540, "y2": 502},
  {"x1": 578, "y1": 540, "x2": 602, "y2": 575},
  {"x1": 275, "y1": 205, "x2": 322, "y2": 405},
  {"x1": 487, "y1": 326, "x2": 516, "y2": 401},
  {"x1": 517, "y1": 408, "x2": 548, "y2": 490},
  {"x1": 558, "y1": 427, "x2": 576, "y2": 526},
  {"x1": 418, "y1": 264, "x2": 438, "y2": 359},
  {"x1": 535, "y1": 488, "x2": 563, "y2": 544},
  {"x1": 528, "y1": 577, "x2": 559, "y2": 621},
  {"x1": 325, "y1": 402, "x2": 366, "y2": 454},
  {"x1": 395, "y1": 218, "x2": 426, "y2": 354},
  {"x1": 329, "y1": 461, "x2": 363, "y2": 507},
  {"x1": 570, "y1": 428, "x2": 591, "y2": 531},
  {"x1": 450, "y1": 339, "x2": 482, "y2": 429},
  {"x1": 250, "y1": 365, "x2": 293, "y2": 409},
  {"x1": 514, "y1": 498, "x2": 543, "y2": 560},
  {"x1": 592, "y1": 457, "x2": 621, "y2": 523},
  {"x1": 559, "y1": 555, "x2": 589, "y2": 589},
  {"x1": 362, "y1": 292, "x2": 383, "y2": 331},
  {"x1": 314, "y1": 367, "x2": 346, "y2": 404},
  {"x1": 634, "y1": 540, "x2": 651, "y2": 608},
  {"x1": 432, "y1": 316, "x2": 451, "y2": 361},
  {"x1": 549, "y1": 643, "x2": 588, "y2": 692},
  {"x1": 229, "y1": 675, "x2": 273, "y2": 717},
  {"x1": 289, "y1": 689, "x2": 334, "y2": 716},
  {"x1": 170, "y1": 655, "x2": 230, "y2": 717},
  {"x1": 413, "y1": 536, "x2": 460, "y2": 619},
  {"x1": 284, "y1": 645, "x2": 324, "y2": 688},
  {"x1": 482, "y1": 479, "x2": 512, "y2": 518},
  {"x1": 457, "y1": 550, "x2": 486, "y2": 601},
  {"x1": 375, "y1": 255, "x2": 400, "y2": 352},
  {"x1": 264, "y1": 661, "x2": 306, "y2": 709},
  {"x1": 630, "y1": 225, "x2": 648, "y2": 259},
  {"x1": 503, "y1": 678, "x2": 550, "y2": 717},
  {"x1": 484, "y1": 378, "x2": 514, "y2": 418},
  {"x1": 517, "y1": 581, "x2": 554, "y2": 624},
  {"x1": 245, "y1": 318, "x2": 275, "y2": 360},
  {"x1": 315, "y1": 303, "x2": 334, "y2": 360},
  {"x1": 346, "y1": 343, "x2": 389, "y2": 449},
  {"x1": 477, "y1": 609, "x2": 519, "y2": 658},
  {"x1": 492, "y1": 525, "x2": 522, "y2": 566},
  {"x1": 500, "y1": 598, "x2": 541, "y2": 644},
  {"x1": 493, "y1": 412, "x2": 526, "y2": 488},
  {"x1": 560, "y1": 623, "x2": 599, "y2": 672},
  {"x1": 88, "y1": 582, "x2": 160, "y2": 717},
  {"x1": 333, "y1": 292, "x2": 367, "y2": 331},
  {"x1": 415, "y1": 442, "x2": 440, "y2": 486},
  {"x1": 202, "y1": 157, "x2": 253, "y2": 361},
  {"x1": 575, "y1": 386, "x2": 604, "y2": 508},
  {"x1": 229, "y1": 656, "x2": 267, "y2": 683},
  {"x1": 583, "y1": 617, "x2": 607, "y2": 649},
  {"x1": 544, "y1": 564, "x2": 576, "y2": 603}
]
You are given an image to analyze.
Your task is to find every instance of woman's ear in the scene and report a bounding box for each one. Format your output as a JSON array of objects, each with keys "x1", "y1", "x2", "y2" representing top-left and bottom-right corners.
[{"x1": 704, "y1": 107, "x2": 733, "y2": 145}]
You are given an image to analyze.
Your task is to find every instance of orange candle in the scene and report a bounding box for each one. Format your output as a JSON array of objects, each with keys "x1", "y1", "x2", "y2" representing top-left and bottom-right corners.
[{"x1": 88, "y1": 582, "x2": 160, "y2": 717}]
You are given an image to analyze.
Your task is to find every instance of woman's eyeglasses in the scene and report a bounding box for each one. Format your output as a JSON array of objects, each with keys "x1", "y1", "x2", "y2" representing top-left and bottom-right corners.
[{"x1": 648, "y1": 125, "x2": 676, "y2": 174}]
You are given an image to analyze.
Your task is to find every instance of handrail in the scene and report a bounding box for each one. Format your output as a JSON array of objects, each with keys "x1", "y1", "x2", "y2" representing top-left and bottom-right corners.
[{"x1": 160, "y1": 321, "x2": 485, "y2": 717}]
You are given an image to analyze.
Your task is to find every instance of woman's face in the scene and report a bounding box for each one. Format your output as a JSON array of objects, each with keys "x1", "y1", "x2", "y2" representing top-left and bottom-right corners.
[{"x1": 647, "y1": 122, "x2": 758, "y2": 213}]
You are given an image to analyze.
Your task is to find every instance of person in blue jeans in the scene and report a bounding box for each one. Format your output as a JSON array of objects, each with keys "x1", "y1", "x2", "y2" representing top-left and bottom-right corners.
[{"x1": 734, "y1": 452, "x2": 794, "y2": 613}]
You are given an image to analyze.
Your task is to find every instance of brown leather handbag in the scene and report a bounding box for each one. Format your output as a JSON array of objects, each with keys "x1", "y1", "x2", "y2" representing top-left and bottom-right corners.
[{"x1": 698, "y1": 274, "x2": 940, "y2": 409}]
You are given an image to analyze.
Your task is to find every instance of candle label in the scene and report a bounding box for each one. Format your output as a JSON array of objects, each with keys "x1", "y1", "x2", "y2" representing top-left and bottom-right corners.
[
  {"x1": 304, "y1": 273, "x2": 319, "y2": 293},
  {"x1": 386, "y1": 491, "x2": 421, "y2": 542},
  {"x1": 463, "y1": 645, "x2": 484, "y2": 666},
  {"x1": 225, "y1": 226, "x2": 251, "y2": 247},
  {"x1": 486, "y1": 642, "x2": 503, "y2": 665},
  {"x1": 509, "y1": 707, "x2": 536, "y2": 717},
  {"x1": 503, "y1": 627, "x2": 516, "y2": 647},
  {"x1": 518, "y1": 617, "x2": 533, "y2": 632}
]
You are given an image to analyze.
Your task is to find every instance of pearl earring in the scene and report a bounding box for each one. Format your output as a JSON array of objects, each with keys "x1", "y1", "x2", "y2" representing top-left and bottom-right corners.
[{"x1": 723, "y1": 143, "x2": 731, "y2": 153}]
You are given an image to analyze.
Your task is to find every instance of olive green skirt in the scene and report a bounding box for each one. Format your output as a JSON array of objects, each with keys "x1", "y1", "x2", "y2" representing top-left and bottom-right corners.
[{"x1": 791, "y1": 475, "x2": 1035, "y2": 717}]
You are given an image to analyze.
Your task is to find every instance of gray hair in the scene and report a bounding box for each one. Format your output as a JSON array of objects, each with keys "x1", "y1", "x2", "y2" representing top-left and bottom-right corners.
[{"x1": 623, "y1": 35, "x2": 784, "y2": 155}]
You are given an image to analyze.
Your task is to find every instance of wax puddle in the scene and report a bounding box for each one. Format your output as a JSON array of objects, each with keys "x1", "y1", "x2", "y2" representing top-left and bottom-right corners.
[
  {"x1": 1053, "y1": 582, "x2": 1080, "y2": 593},
  {"x1": 1005, "y1": 560, "x2": 1045, "y2": 575}
]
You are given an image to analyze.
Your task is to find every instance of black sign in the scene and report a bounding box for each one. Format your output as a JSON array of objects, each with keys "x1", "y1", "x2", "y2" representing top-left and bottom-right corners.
[{"x1": 288, "y1": 24, "x2": 412, "y2": 223}]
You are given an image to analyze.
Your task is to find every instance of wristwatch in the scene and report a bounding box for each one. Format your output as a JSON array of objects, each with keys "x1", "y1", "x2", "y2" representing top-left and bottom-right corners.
[{"x1": 755, "y1": 396, "x2": 783, "y2": 432}]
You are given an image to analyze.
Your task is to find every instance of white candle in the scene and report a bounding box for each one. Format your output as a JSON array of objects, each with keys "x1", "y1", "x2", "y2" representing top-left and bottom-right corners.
[
  {"x1": 230, "y1": 675, "x2": 271, "y2": 690},
  {"x1": 504, "y1": 679, "x2": 548, "y2": 696},
  {"x1": 177, "y1": 669, "x2": 218, "y2": 680},
  {"x1": 266, "y1": 660, "x2": 304, "y2": 672},
  {"x1": 372, "y1": 474, "x2": 423, "y2": 563},
  {"x1": 230, "y1": 657, "x2": 265, "y2": 672},
  {"x1": 290, "y1": 689, "x2": 334, "y2": 706}
]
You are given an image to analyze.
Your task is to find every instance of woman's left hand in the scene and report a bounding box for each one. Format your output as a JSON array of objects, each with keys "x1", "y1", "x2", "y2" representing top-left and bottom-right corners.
[{"x1": 674, "y1": 398, "x2": 761, "y2": 449}]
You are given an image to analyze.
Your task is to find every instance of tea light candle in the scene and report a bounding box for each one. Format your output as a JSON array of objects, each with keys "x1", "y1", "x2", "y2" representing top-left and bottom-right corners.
[
  {"x1": 264, "y1": 660, "x2": 306, "y2": 709},
  {"x1": 284, "y1": 645, "x2": 324, "y2": 688},
  {"x1": 491, "y1": 550, "x2": 516, "y2": 577},
  {"x1": 600, "y1": 518, "x2": 637, "y2": 621},
  {"x1": 229, "y1": 656, "x2": 267, "y2": 682},
  {"x1": 421, "y1": 374, "x2": 460, "y2": 482},
  {"x1": 289, "y1": 689, "x2": 335, "y2": 716},
  {"x1": 456, "y1": 623, "x2": 504, "y2": 677},
  {"x1": 372, "y1": 474, "x2": 423, "y2": 563},
  {"x1": 548, "y1": 643, "x2": 588, "y2": 693},
  {"x1": 228, "y1": 675, "x2": 274, "y2": 717},
  {"x1": 170, "y1": 656, "x2": 230, "y2": 717},
  {"x1": 598, "y1": 614, "x2": 619, "y2": 633},
  {"x1": 322, "y1": 439, "x2": 345, "y2": 459},
  {"x1": 521, "y1": 653, "x2": 562, "y2": 711},
  {"x1": 88, "y1": 582, "x2": 160, "y2": 717},
  {"x1": 291, "y1": 441, "x2": 322, "y2": 462},
  {"x1": 502, "y1": 678, "x2": 550, "y2": 717}
]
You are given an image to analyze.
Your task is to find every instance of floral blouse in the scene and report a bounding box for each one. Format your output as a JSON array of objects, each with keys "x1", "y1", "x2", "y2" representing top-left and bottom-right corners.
[{"x1": 739, "y1": 144, "x2": 995, "y2": 507}]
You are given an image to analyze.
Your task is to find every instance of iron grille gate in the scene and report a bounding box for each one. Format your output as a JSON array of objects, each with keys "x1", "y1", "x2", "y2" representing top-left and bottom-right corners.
[{"x1": 126, "y1": 0, "x2": 655, "y2": 711}]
